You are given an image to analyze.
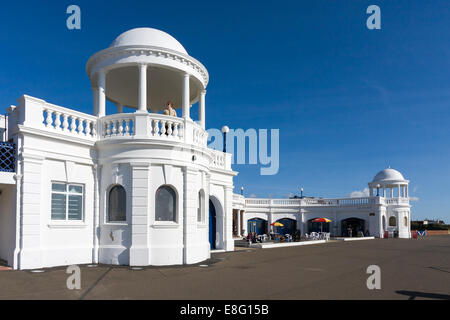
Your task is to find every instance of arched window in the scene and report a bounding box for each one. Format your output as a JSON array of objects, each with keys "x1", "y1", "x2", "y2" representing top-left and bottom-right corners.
[
  {"x1": 108, "y1": 185, "x2": 126, "y2": 222},
  {"x1": 155, "y1": 186, "x2": 177, "y2": 222},
  {"x1": 389, "y1": 216, "x2": 396, "y2": 227},
  {"x1": 198, "y1": 190, "x2": 205, "y2": 222},
  {"x1": 404, "y1": 216, "x2": 408, "y2": 227}
]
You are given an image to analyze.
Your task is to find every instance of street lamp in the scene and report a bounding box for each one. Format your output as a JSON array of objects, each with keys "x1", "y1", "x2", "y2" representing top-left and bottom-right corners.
[
  {"x1": 240, "y1": 186, "x2": 244, "y2": 196},
  {"x1": 300, "y1": 187, "x2": 304, "y2": 198},
  {"x1": 221, "y1": 125, "x2": 229, "y2": 153}
]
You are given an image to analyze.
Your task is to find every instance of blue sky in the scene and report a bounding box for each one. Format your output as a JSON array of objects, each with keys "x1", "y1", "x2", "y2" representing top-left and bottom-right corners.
[{"x1": 0, "y1": 1, "x2": 449, "y2": 221}]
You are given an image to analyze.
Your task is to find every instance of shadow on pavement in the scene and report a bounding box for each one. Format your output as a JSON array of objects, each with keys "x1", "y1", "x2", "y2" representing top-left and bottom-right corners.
[{"x1": 396, "y1": 290, "x2": 450, "y2": 300}]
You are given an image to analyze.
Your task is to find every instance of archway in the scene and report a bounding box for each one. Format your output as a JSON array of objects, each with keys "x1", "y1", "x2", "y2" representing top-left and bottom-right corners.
[
  {"x1": 247, "y1": 218, "x2": 267, "y2": 235},
  {"x1": 307, "y1": 218, "x2": 330, "y2": 233},
  {"x1": 209, "y1": 199, "x2": 217, "y2": 249},
  {"x1": 341, "y1": 218, "x2": 365, "y2": 237},
  {"x1": 276, "y1": 218, "x2": 297, "y2": 235},
  {"x1": 209, "y1": 196, "x2": 224, "y2": 250}
]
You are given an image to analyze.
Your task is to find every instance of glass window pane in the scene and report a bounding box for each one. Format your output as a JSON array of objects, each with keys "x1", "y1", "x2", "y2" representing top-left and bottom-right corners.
[
  {"x1": 69, "y1": 185, "x2": 83, "y2": 194},
  {"x1": 155, "y1": 186, "x2": 176, "y2": 222},
  {"x1": 68, "y1": 195, "x2": 83, "y2": 220},
  {"x1": 52, "y1": 183, "x2": 66, "y2": 192},
  {"x1": 109, "y1": 186, "x2": 126, "y2": 222},
  {"x1": 51, "y1": 193, "x2": 66, "y2": 220}
]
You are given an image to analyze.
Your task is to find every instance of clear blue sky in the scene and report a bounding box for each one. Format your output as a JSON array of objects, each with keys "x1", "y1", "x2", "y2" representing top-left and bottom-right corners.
[{"x1": 0, "y1": 1, "x2": 449, "y2": 221}]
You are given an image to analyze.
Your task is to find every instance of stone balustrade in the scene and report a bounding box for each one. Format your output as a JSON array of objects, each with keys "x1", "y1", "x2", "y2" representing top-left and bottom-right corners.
[
  {"x1": 8, "y1": 95, "x2": 209, "y2": 149},
  {"x1": 209, "y1": 149, "x2": 232, "y2": 171},
  {"x1": 245, "y1": 196, "x2": 408, "y2": 208},
  {"x1": 8, "y1": 95, "x2": 98, "y2": 141}
]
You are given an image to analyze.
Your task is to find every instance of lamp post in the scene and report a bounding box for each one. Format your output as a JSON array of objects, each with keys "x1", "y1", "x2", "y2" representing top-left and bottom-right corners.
[
  {"x1": 240, "y1": 186, "x2": 244, "y2": 196},
  {"x1": 300, "y1": 187, "x2": 304, "y2": 198},
  {"x1": 222, "y1": 125, "x2": 229, "y2": 153}
]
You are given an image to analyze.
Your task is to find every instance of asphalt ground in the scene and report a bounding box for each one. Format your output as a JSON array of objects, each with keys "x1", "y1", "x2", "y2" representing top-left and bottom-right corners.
[{"x1": 0, "y1": 236, "x2": 449, "y2": 300}]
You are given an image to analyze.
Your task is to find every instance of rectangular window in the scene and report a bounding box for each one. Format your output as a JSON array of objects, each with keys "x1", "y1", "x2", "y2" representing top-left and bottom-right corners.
[{"x1": 51, "y1": 182, "x2": 84, "y2": 221}]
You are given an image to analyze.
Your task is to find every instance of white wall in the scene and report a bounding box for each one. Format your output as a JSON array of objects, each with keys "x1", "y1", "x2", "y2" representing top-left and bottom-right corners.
[
  {"x1": 40, "y1": 158, "x2": 95, "y2": 268},
  {"x1": 0, "y1": 115, "x2": 6, "y2": 141},
  {"x1": 0, "y1": 185, "x2": 16, "y2": 265}
]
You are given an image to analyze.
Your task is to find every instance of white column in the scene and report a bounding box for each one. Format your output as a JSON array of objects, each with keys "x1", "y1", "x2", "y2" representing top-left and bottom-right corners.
[
  {"x1": 98, "y1": 70, "x2": 106, "y2": 117},
  {"x1": 382, "y1": 187, "x2": 386, "y2": 197},
  {"x1": 405, "y1": 185, "x2": 408, "y2": 198},
  {"x1": 390, "y1": 188, "x2": 394, "y2": 198},
  {"x1": 92, "y1": 86, "x2": 99, "y2": 116},
  {"x1": 398, "y1": 185, "x2": 401, "y2": 198},
  {"x1": 182, "y1": 72, "x2": 190, "y2": 119},
  {"x1": 138, "y1": 64, "x2": 147, "y2": 112},
  {"x1": 239, "y1": 210, "x2": 244, "y2": 236},
  {"x1": 199, "y1": 90, "x2": 206, "y2": 129}
]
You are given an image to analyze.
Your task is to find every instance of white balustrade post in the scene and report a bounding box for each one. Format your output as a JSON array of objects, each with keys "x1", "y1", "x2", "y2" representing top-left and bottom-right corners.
[
  {"x1": 182, "y1": 72, "x2": 190, "y2": 119},
  {"x1": 138, "y1": 64, "x2": 147, "y2": 112},
  {"x1": 77, "y1": 117, "x2": 83, "y2": 134}
]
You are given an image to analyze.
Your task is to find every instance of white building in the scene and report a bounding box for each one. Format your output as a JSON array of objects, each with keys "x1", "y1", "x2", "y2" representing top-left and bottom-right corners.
[
  {"x1": 0, "y1": 28, "x2": 411, "y2": 270},
  {"x1": 232, "y1": 167, "x2": 411, "y2": 240}
]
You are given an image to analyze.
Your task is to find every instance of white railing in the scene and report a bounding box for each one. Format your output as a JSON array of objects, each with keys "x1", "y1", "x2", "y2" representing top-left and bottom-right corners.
[
  {"x1": 98, "y1": 113, "x2": 208, "y2": 148},
  {"x1": 272, "y1": 199, "x2": 301, "y2": 205},
  {"x1": 244, "y1": 196, "x2": 409, "y2": 208},
  {"x1": 193, "y1": 125, "x2": 208, "y2": 147},
  {"x1": 9, "y1": 95, "x2": 98, "y2": 140},
  {"x1": 233, "y1": 193, "x2": 245, "y2": 207},
  {"x1": 10, "y1": 96, "x2": 210, "y2": 148},
  {"x1": 245, "y1": 199, "x2": 271, "y2": 205},
  {"x1": 210, "y1": 149, "x2": 225, "y2": 168},
  {"x1": 43, "y1": 106, "x2": 98, "y2": 138},
  {"x1": 100, "y1": 113, "x2": 184, "y2": 141},
  {"x1": 383, "y1": 198, "x2": 410, "y2": 205}
]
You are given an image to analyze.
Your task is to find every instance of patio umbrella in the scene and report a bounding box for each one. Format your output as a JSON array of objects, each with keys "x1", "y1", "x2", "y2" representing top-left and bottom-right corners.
[
  {"x1": 270, "y1": 222, "x2": 284, "y2": 227},
  {"x1": 311, "y1": 218, "x2": 332, "y2": 232},
  {"x1": 270, "y1": 222, "x2": 284, "y2": 235}
]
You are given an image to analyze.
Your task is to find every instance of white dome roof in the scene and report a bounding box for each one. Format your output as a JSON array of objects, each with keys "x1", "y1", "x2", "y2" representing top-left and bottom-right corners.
[
  {"x1": 372, "y1": 168, "x2": 405, "y2": 182},
  {"x1": 110, "y1": 28, "x2": 188, "y2": 54}
]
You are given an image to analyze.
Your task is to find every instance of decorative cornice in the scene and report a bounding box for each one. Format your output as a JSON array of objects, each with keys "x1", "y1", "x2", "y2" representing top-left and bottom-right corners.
[{"x1": 86, "y1": 45, "x2": 209, "y2": 86}]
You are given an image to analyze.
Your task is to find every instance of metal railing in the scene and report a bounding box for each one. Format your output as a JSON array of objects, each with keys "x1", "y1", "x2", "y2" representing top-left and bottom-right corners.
[{"x1": 0, "y1": 142, "x2": 16, "y2": 172}]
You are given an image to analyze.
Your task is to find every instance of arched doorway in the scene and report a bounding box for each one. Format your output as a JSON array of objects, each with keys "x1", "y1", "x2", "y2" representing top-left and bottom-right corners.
[
  {"x1": 209, "y1": 199, "x2": 216, "y2": 249},
  {"x1": 247, "y1": 218, "x2": 267, "y2": 235},
  {"x1": 341, "y1": 218, "x2": 365, "y2": 237},
  {"x1": 307, "y1": 218, "x2": 330, "y2": 233},
  {"x1": 276, "y1": 218, "x2": 297, "y2": 235}
]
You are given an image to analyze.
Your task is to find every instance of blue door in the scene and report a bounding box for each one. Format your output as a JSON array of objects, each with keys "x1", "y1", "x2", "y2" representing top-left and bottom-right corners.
[
  {"x1": 209, "y1": 200, "x2": 216, "y2": 249},
  {"x1": 247, "y1": 218, "x2": 267, "y2": 235}
]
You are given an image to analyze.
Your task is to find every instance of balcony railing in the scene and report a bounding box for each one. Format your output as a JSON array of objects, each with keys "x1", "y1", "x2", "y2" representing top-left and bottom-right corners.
[
  {"x1": 8, "y1": 95, "x2": 208, "y2": 148},
  {"x1": 244, "y1": 196, "x2": 409, "y2": 208},
  {"x1": 7, "y1": 95, "x2": 231, "y2": 172},
  {"x1": 0, "y1": 142, "x2": 16, "y2": 172}
]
